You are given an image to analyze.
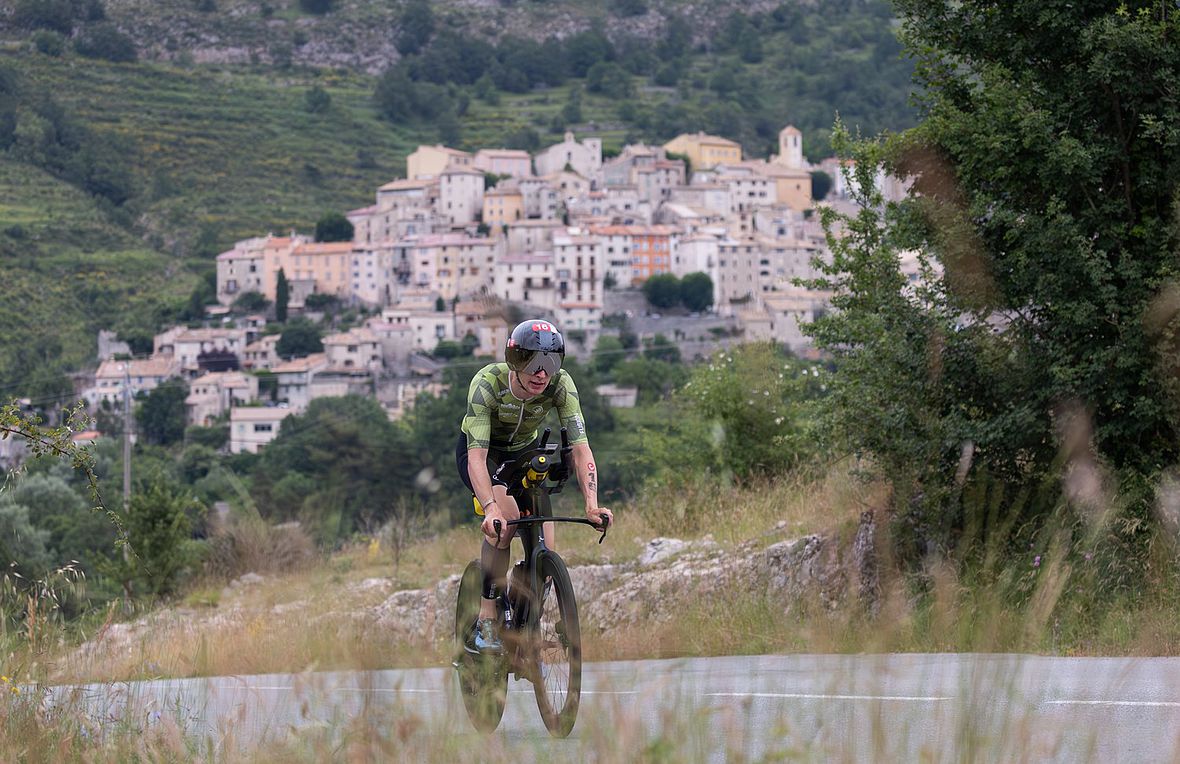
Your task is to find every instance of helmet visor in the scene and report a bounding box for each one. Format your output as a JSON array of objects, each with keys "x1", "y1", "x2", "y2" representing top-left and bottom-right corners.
[{"x1": 516, "y1": 350, "x2": 562, "y2": 378}]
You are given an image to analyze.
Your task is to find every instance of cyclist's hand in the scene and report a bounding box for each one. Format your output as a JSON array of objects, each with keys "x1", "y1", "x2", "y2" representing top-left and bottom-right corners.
[
  {"x1": 588, "y1": 506, "x2": 613, "y2": 529},
  {"x1": 481, "y1": 506, "x2": 506, "y2": 545}
]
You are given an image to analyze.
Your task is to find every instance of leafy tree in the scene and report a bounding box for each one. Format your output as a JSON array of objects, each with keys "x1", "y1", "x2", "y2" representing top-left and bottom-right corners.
[
  {"x1": 185, "y1": 423, "x2": 228, "y2": 450},
  {"x1": 31, "y1": 30, "x2": 66, "y2": 56},
  {"x1": 275, "y1": 268, "x2": 290, "y2": 323},
  {"x1": 642, "y1": 273, "x2": 681, "y2": 310},
  {"x1": 562, "y1": 87, "x2": 583, "y2": 124},
  {"x1": 657, "y1": 14, "x2": 693, "y2": 61},
  {"x1": 1, "y1": 474, "x2": 115, "y2": 570},
  {"x1": 276, "y1": 317, "x2": 323, "y2": 359},
  {"x1": 613, "y1": 357, "x2": 687, "y2": 405},
  {"x1": 432, "y1": 339, "x2": 470, "y2": 359},
  {"x1": 592, "y1": 334, "x2": 626, "y2": 374},
  {"x1": 810, "y1": 170, "x2": 832, "y2": 201},
  {"x1": 374, "y1": 67, "x2": 414, "y2": 121},
  {"x1": 397, "y1": 0, "x2": 435, "y2": 55},
  {"x1": 503, "y1": 126, "x2": 540, "y2": 152},
  {"x1": 0, "y1": 502, "x2": 52, "y2": 578},
  {"x1": 250, "y1": 396, "x2": 416, "y2": 539},
  {"x1": 314, "y1": 212, "x2": 354, "y2": 242},
  {"x1": 678, "y1": 344, "x2": 821, "y2": 478},
  {"x1": 106, "y1": 476, "x2": 202, "y2": 597},
  {"x1": 809, "y1": 2, "x2": 1180, "y2": 559},
  {"x1": 565, "y1": 29, "x2": 615, "y2": 78},
  {"x1": 586, "y1": 61, "x2": 635, "y2": 99},
  {"x1": 680, "y1": 272, "x2": 714, "y2": 312},
  {"x1": 233, "y1": 291, "x2": 270, "y2": 314},
  {"x1": 135, "y1": 378, "x2": 188, "y2": 446}
]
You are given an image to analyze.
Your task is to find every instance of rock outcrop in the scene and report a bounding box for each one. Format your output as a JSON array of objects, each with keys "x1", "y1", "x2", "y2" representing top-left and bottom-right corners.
[{"x1": 373, "y1": 511, "x2": 881, "y2": 647}]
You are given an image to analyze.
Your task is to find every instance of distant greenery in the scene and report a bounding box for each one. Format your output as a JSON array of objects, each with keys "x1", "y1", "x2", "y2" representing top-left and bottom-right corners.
[
  {"x1": 314, "y1": 212, "x2": 354, "y2": 242},
  {"x1": 0, "y1": 53, "x2": 423, "y2": 395},
  {"x1": 373, "y1": 1, "x2": 913, "y2": 157},
  {"x1": 642, "y1": 272, "x2": 713, "y2": 312}
]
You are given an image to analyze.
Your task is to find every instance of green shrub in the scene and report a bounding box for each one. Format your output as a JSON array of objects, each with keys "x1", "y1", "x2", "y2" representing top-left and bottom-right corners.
[{"x1": 30, "y1": 30, "x2": 66, "y2": 56}]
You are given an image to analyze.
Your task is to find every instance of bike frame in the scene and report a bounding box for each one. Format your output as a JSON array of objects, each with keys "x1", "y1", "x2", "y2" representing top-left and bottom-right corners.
[{"x1": 489, "y1": 428, "x2": 607, "y2": 669}]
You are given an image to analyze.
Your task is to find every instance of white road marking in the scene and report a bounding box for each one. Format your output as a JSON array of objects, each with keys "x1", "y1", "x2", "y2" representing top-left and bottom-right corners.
[
  {"x1": 510, "y1": 689, "x2": 638, "y2": 695},
  {"x1": 706, "y1": 693, "x2": 951, "y2": 702},
  {"x1": 1045, "y1": 700, "x2": 1180, "y2": 708}
]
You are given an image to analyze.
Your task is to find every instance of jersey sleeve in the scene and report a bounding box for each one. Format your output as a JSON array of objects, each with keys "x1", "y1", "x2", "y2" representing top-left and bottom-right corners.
[
  {"x1": 554, "y1": 371, "x2": 589, "y2": 445},
  {"x1": 460, "y1": 372, "x2": 496, "y2": 449}
]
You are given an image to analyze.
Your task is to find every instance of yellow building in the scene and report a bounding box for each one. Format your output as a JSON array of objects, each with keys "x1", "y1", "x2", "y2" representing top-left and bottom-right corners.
[
  {"x1": 406, "y1": 144, "x2": 473, "y2": 180},
  {"x1": 483, "y1": 186, "x2": 525, "y2": 230},
  {"x1": 753, "y1": 162, "x2": 813, "y2": 212},
  {"x1": 663, "y1": 132, "x2": 742, "y2": 170},
  {"x1": 286, "y1": 241, "x2": 356, "y2": 298}
]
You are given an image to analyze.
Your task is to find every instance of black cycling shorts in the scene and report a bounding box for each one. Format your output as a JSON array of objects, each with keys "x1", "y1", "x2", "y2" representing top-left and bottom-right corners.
[{"x1": 454, "y1": 432, "x2": 539, "y2": 494}]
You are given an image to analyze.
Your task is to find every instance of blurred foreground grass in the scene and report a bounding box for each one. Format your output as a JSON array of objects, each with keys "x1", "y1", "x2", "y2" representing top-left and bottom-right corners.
[{"x1": 1, "y1": 463, "x2": 1179, "y2": 759}]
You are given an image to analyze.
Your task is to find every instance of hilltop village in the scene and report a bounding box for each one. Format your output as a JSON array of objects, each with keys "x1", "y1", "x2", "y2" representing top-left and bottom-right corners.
[{"x1": 77, "y1": 127, "x2": 909, "y2": 455}]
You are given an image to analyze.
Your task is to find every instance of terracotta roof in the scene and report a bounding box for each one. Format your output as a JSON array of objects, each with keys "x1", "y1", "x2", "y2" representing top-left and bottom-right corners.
[
  {"x1": 293, "y1": 241, "x2": 355, "y2": 255},
  {"x1": 271, "y1": 353, "x2": 327, "y2": 374}
]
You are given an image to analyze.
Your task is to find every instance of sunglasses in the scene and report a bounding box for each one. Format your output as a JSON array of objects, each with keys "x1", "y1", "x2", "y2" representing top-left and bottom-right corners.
[{"x1": 521, "y1": 351, "x2": 562, "y2": 377}]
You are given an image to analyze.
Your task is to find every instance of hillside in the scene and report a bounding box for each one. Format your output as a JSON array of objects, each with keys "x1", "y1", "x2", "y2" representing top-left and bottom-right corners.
[{"x1": 0, "y1": 0, "x2": 916, "y2": 395}]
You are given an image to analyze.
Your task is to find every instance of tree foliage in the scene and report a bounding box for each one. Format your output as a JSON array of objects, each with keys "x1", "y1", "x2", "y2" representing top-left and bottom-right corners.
[
  {"x1": 679, "y1": 343, "x2": 821, "y2": 479},
  {"x1": 680, "y1": 272, "x2": 714, "y2": 312},
  {"x1": 808, "y1": 2, "x2": 1180, "y2": 558},
  {"x1": 642, "y1": 273, "x2": 681, "y2": 310},
  {"x1": 250, "y1": 396, "x2": 416, "y2": 540},
  {"x1": 275, "y1": 268, "x2": 290, "y2": 323},
  {"x1": 136, "y1": 378, "x2": 188, "y2": 446},
  {"x1": 105, "y1": 476, "x2": 202, "y2": 597},
  {"x1": 275, "y1": 317, "x2": 323, "y2": 359},
  {"x1": 314, "y1": 212, "x2": 354, "y2": 243}
]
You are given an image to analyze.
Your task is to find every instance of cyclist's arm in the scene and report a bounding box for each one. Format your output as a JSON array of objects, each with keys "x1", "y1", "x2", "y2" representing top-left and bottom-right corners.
[
  {"x1": 571, "y1": 442, "x2": 609, "y2": 517},
  {"x1": 467, "y1": 446, "x2": 498, "y2": 510}
]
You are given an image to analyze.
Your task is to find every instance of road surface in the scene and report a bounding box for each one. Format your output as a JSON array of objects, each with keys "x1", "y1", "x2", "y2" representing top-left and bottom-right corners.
[{"x1": 45, "y1": 653, "x2": 1180, "y2": 761}]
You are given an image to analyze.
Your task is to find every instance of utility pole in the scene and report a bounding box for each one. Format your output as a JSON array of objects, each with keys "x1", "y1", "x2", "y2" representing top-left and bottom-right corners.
[
  {"x1": 122, "y1": 364, "x2": 132, "y2": 511},
  {"x1": 122, "y1": 364, "x2": 132, "y2": 565}
]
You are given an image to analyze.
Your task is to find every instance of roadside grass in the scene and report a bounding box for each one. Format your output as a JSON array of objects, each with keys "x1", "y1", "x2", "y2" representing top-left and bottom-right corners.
[
  {"x1": 2, "y1": 463, "x2": 1180, "y2": 760},
  {"x1": 24, "y1": 460, "x2": 1180, "y2": 688}
]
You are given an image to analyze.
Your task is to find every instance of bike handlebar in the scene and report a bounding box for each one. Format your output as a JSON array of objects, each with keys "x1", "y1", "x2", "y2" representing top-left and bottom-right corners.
[{"x1": 493, "y1": 513, "x2": 610, "y2": 545}]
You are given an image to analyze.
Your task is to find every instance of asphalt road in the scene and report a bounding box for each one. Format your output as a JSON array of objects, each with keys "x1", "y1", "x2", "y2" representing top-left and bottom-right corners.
[{"x1": 46, "y1": 653, "x2": 1180, "y2": 761}]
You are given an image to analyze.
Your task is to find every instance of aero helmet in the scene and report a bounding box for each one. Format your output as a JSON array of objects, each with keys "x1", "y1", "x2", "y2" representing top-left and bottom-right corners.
[{"x1": 505, "y1": 319, "x2": 565, "y2": 377}]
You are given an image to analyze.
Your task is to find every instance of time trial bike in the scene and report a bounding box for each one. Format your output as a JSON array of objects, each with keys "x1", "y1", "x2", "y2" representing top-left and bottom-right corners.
[{"x1": 453, "y1": 426, "x2": 609, "y2": 738}]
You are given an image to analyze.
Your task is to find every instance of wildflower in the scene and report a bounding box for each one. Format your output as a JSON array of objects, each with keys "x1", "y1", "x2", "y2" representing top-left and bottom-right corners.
[
  {"x1": 1084, "y1": 552, "x2": 1093, "y2": 561},
  {"x1": 1033, "y1": 555, "x2": 1041, "y2": 568}
]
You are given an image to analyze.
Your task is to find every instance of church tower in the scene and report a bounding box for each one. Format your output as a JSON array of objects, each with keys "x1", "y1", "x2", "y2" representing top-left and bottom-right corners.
[{"x1": 777, "y1": 125, "x2": 803, "y2": 169}]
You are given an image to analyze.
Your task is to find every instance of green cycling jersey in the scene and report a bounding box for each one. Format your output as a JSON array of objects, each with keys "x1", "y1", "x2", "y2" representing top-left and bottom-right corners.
[{"x1": 461, "y1": 362, "x2": 588, "y2": 452}]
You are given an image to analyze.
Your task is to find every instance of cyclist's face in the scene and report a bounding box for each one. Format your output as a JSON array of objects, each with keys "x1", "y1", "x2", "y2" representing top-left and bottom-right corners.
[{"x1": 521, "y1": 367, "x2": 549, "y2": 396}]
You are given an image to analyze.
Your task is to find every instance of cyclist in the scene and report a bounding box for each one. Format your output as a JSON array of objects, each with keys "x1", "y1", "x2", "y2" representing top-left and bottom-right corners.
[{"x1": 456, "y1": 319, "x2": 614, "y2": 654}]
